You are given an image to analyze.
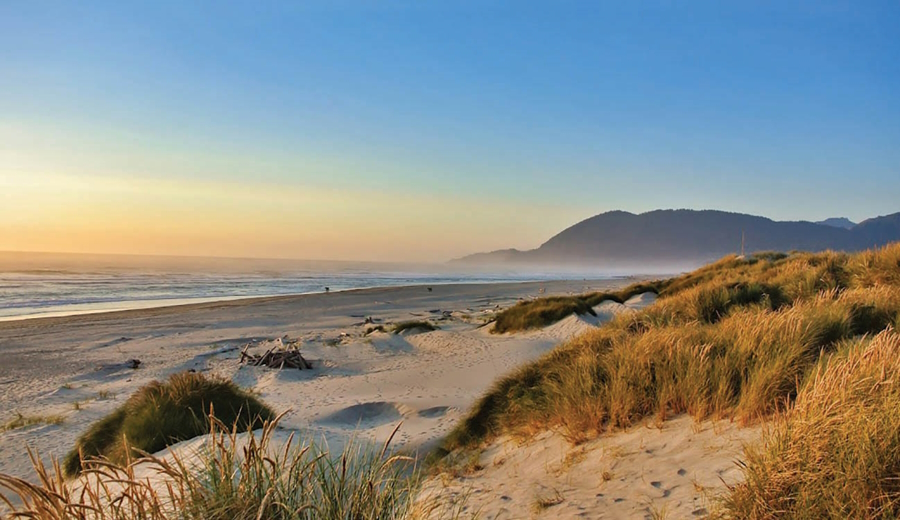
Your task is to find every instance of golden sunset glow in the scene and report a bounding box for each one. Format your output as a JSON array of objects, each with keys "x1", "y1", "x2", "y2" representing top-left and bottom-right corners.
[{"x1": 0, "y1": 171, "x2": 584, "y2": 262}]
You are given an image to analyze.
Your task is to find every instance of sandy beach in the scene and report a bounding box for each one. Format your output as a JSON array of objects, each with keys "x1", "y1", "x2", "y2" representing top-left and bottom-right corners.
[
  {"x1": 0, "y1": 279, "x2": 634, "y2": 479},
  {"x1": 0, "y1": 276, "x2": 774, "y2": 518}
]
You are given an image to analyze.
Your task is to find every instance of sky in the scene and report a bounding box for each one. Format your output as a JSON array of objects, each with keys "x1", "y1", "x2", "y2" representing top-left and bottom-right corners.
[{"x1": 1, "y1": 1, "x2": 898, "y2": 262}]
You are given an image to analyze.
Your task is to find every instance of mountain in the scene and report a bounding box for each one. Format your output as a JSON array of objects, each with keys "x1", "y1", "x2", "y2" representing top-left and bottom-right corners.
[
  {"x1": 853, "y1": 213, "x2": 900, "y2": 248},
  {"x1": 452, "y1": 209, "x2": 900, "y2": 271},
  {"x1": 816, "y1": 217, "x2": 856, "y2": 229}
]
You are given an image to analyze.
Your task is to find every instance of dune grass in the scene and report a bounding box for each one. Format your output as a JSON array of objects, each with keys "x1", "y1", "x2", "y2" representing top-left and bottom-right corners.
[
  {"x1": 492, "y1": 296, "x2": 596, "y2": 334},
  {"x1": 63, "y1": 371, "x2": 275, "y2": 476},
  {"x1": 491, "y1": 281, "x2": 666, "y2": 334},
  {"x1": 1, "y1": 413, "x2": 65, "y2": 432},
  {"x1": 365, "y1": 325, "x2": 386, "y2": 335},
  {"x1": 716, "y1": 330, "x2": 900, "y2": 518},
  {"x1": 392, "y1": 321, "x2": 438, "y2": 334},
  {"x1": 0, "y1": 413, "x2": 453, "y2": 520},
  {"x1": 440, "y1": 244, "x2": 900, "y2": 454}
]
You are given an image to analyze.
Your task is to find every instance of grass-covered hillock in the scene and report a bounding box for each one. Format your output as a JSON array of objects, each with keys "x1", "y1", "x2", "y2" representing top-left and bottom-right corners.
[
  {"x1": 492, "y1": 282, "x2": 666, "y2": 333},
  {"x1": 63, "y1": 371, "x2": 275, "y2": 476},
  {"x1": 492, "y1": 296, "x2": 596, "y2": 334},
  {"x1": 392, "y1": 321, "x2": 438, "y2": 334},
  {"x1": 441, "y1": 244, "x2": 900, "y2": 454}
]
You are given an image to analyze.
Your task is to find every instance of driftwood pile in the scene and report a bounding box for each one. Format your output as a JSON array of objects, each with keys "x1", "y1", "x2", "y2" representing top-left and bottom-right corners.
[{"x1": 240, "y1": 340, "x2": 312, "y2": 370}]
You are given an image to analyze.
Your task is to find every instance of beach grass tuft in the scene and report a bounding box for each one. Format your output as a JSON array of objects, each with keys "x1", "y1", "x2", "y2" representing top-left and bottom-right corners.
[
  {"x1": 392, "y1": 321, "x2": 438, "y2": 334},
  {"x1": 1, "y1": 412, "x2": 65, "y2": 432},
  {"x1": 62, "y1": 371, "x2": 275, "y2": 476},
  {"x1": 365, "y1": 325, "x2": 386, "y2": 335}
]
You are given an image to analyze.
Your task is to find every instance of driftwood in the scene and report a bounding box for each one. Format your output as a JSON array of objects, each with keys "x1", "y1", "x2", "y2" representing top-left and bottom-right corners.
[{"x1": 240, "y1": 345, "x2": 312, "y2": 370}]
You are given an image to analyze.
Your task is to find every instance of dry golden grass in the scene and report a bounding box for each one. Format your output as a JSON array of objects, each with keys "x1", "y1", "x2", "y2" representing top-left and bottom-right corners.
[
  {"x1": 436, "y1": 243, "x2": 900, "y2": 517},
  {"x1": 0, "y1": 412, "x2": 458, "y2": 519},
  {"x1": 716, "y1": 330, "x2": 900, "y2": 519},
  {"x1": 530, "y1": 488, "x2": 563, "y2": 514}
]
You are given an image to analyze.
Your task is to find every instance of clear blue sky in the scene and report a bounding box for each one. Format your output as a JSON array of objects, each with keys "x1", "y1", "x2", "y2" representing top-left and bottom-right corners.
[{"x1": 1, "y1": 1, "x2": 898, "y2": 261}]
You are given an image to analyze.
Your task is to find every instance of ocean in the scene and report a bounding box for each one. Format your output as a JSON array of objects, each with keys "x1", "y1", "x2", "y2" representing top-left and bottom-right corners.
[{"x1": 0, "y1": 253, "x2": 618, "y2": 321}]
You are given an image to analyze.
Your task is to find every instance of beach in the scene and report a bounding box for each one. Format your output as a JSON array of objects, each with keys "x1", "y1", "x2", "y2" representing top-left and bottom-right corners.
[
  {"x1": 4, "y1": 2, "x2": 895, "y2": 516},
  {"x1": 0, "y1": 278, "x2": 636, "y2": 482},
  {"x1": 1, "y1": 274, "x2": 781, "y2": 518}
]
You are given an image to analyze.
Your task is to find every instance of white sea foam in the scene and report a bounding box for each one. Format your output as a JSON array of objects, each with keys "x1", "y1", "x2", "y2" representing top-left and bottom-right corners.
[{"x1": 0, "y1": 259, "x2": 620, "y2": 321}]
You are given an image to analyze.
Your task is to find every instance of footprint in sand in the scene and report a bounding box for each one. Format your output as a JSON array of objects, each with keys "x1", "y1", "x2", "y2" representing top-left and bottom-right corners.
[
  {"x1": 317, "y1": 402, "x2": 408, "y2": 428},
  {"x1": 417, "y1": 406, "x2": 456, "y2": 418},
  {"x1": 316, "y1": 402, "x2": 457, "y2": 428}
]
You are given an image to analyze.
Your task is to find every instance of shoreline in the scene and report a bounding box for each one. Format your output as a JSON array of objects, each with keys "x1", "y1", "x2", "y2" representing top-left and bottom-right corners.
[
  {"x1": 0, "y1": 295, "x2": 256, "y2": 323},
  {"x1": 0, "y1": 277, "x2": 637, "y2": 329}
]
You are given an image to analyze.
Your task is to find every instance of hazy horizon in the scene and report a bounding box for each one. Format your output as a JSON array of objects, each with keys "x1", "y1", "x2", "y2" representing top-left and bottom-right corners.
[
  {"x1": 0, "y1": 247, "x2": 691, "y2": 275},
  {"x1": 2, "y1": 2, "x2": 898, "y2": 262},
  {"x1": 2, "y1": 205, "x2": 892, "y2": 267}
]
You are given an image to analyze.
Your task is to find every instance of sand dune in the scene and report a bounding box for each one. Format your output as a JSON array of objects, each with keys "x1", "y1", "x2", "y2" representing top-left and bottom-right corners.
[
  {"x1": 0, "y1": 278, "x2": 761, "y2": 517},
  {"x1": 420, "y1": 415, "x2": 758, "y2": 519}
]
